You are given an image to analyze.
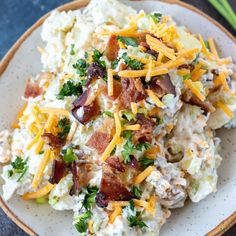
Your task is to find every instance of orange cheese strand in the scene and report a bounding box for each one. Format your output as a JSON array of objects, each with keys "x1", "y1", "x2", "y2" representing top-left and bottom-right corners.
[
  {"x1": 133, "y1": 166, "x2": 155, "y2": 184},
  {"x1": 146, "y1": 89, "x2": 165, "y2": 108},
  {"x1": 123, "y1": 124, "x2": 141, "y2": 131},
  {"x1": 157, "y1": 57, "x2": 185, "y2": 70},
  {"x1": 40, "y1": 107, "x2": 70, "y2": 117},
  {"x1": 215, "y1": 101, "x2": 234, "y2": 119},
  {"x1": 26, "y1": 128, "x2": 43, "y2": 150},
  {"x1": 184, "y1": 80, "x2": 205, "y2": 101},
  {"x1": 107, "y1": 69, "x2": 114, "y2": 97},
  {"x1": 109, "y1": 206, "x2": 122, "y2": 224},
  {"x1": 118, "y1": 68, "x2": 168, "y2": 78},
  {"x1": 22, "y1": 183, "x2": 54, "y2": 200},
  {"x1": 32, "y1": 149, "x2": 51, "y2": 189},
  {"x1": 208, "y1": 38, "x2": 219, "y2": 58}
]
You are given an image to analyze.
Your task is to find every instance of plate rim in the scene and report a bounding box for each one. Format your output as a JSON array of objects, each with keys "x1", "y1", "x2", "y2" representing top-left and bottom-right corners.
[{"x1": 0, "y1": 0, "x2": 235, "y2": 235}]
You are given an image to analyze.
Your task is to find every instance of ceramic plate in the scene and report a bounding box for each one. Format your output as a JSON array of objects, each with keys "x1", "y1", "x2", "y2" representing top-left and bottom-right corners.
[{"x1": 0, "y1": 1, "x2": 236, "y2": 235}]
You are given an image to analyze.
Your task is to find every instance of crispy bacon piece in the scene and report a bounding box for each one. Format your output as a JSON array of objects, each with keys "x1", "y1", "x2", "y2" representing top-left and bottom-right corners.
[
  {"x1": 150, "y1": 74, "x2": 176, "y2": 97},
  {"x1": 133, "y1": 113, "x2": 156, "y2": 144},
  {"x1": 42, "y1": 133, "x2": 66, "y2": 150},
  {"x1": 72, "y1": 89, "x2": 100, "y2": 125},
  {"x1": 24, "y1": 79, "x2": 42, "y2": 98},
  {"x1": 178, "y1": 64, "x2": 194, "y2": 70},
  {"x1": 104, "y1": 35, "x2": 120, "y2": 61},
  {"x1": 96, "y1": 165, "x2": 133, "y2": 208},
  {"x1": 182, "y1": 90, "x2": 215, "y2": 113},
  {"x1": 49, "y1": 160, "x2": 68, "y2": 184},
  {"x1": 104, "y1": 80, "x2": 122, "y2": 100},
  {"x1": 87, "y1": 132, "x2": 112, "y2": 154},
  {"x1": 106, "y1": 156, "x2": 125, "y2": 172},
  {"x1": 86, "y1": 62, "x2": 106, "y2": 87},
  {"x1": 69, "y1": 161, "x2": 80, "y2": 195},
  {"x1": 119, "y1": 78, "x2": 146, "y2": 109}
]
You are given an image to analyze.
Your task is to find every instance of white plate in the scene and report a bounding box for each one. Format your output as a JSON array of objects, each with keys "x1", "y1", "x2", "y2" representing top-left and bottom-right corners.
[{"x1": 0, "y1": 1, "x2": 236, "y2": 235}]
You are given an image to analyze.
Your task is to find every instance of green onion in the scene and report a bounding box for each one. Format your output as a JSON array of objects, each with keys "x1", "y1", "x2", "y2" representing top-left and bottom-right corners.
[{"x1": 208, "y1": 0, "x2": 236, "y2": 30}]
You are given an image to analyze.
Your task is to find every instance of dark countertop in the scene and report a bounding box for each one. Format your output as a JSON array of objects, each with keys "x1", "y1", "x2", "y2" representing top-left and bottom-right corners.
[{"x1": 0, "y1": 0, "x2": 235, "y2": 235}]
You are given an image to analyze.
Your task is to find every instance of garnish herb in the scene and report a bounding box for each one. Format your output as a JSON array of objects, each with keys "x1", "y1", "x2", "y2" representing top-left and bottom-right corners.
[
  {"x1": 132, "y1": 186, "x2": 142, "y2": 199},
  {"x1": 122, "y1": 131, "x2": 135, "y2": 163},
  {"x1": 70, "y1": 44, "x2": 76, "y2": 55},
  {"x1": 58, "y1": 118, "x2": 71, "y2": 139},
  {"x1": 82, "y1": 186, "x2": 99, "y2": 210},
  {"x1": 102, "y1": 110, "x2": 114, "y2": 118},
  {"x1": 135, "y1": 142, "x2": 151, "y2": 151},
  {"x1": 35, "y1": 197, "x2": 46, "y2": 204},
  {"x1": 183, "y1": 74, "x2": 191, "y2": 80},
  {"x1": 117, "y1": 36, "x2": 138, "y2": 47},
  {"x1": 139, "y1": 157, "x2": 155, "y2": 169},
  {"x1": 73, "y1": 59, "x2": 89, "y2": 77},
  {"x1": 38, "y1": 150, "x2": 44, "y2": 155},
  {"x1": 62, "y1": 147, "x2": 77, "y2": 164},
  {"x1": 111, "y1": 59, "x2": 119, "y2": 69},
  {"x1": 122, "y1": 53, "x2": 144, "y2": 70},
  {"x1": 8, "y1": 156, "x2": 29, "y2": 182},
  {"x1": 122, "y1": 111, "x2": 135, "y2": 122},
  {"x1": 148, "y1": 12, "x2": 162, "y2": 23},
  {"x1": 57, "y1": 80, "x2": 83, "y2": 100},
  {"x1": 92, "y1": 49, "x2": 106, "y2": 69},
  {"x1": 127, "y1": 201, "x2": 147, "y2": 229},
  {"x1": 74, "y1": 211, "x2": 92, "y2": 233},
  {"x1": 204, "y1": 41, "x2": 210, "y2": 50}
]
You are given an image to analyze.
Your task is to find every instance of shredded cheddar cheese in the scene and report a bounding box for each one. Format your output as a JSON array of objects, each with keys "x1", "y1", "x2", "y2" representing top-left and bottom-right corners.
[
  {"x1": 215, "y1": 101, "x2": 234, "y2": 119},
  {"x1": 32, "y1": 149, "x2": 51, "y2": 189},
  {"x1": 118, "y1": 68, "x2": 168, "y2": 78},
  {"x1": 146, "y1": 89, "x2": 165, "y2": 108},
  {"x1": 22, "y1": 182, "x2": 54, "y2": 200},
  {"x1": 40, "y1": 107, "x2": 70, "y2": 117},
  {"x1": 109, "y1": 206, "x2": 122, "y2": 224},
  {"x1": 101, "y1": 113, "x2": 121, "y2": 161},
  {"x1": 123, "y1": 124, "x2": 141, "y2": 131},
  {"x1": 131, "y1": 102, "x2": 138, "y2": 115},
  {"x1": 108, "y1": 69, "x2": 114, "y2": 97},
  {"x1": 184, "y1": 80, "x2": 205, "y2": 101},
  {"x1": 208, "y1": 38, "x2": 218, "y2": 58},
  {"x1": 26, "y1": 128, "x2": 43, "y2": 150},
  {"x1": 88, "y1": 220, "x2": 94, "y2": 233},
  {"x1": 133, "y1": 166, "x2": 155, "y2": 184},
  {"x1": 35, "y1": 138, "x2": 44, "y2": 154}
]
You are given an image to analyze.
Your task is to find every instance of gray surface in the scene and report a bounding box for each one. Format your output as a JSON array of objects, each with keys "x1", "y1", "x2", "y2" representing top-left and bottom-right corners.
[{"x1": 0, "y1": 0, "x2": 235, "y2": 235}]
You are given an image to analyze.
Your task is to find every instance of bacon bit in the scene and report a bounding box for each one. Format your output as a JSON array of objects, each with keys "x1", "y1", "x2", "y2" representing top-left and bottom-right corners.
[
  {"x1": 104, "y1": 80, "x2": 122, "y2": 100},
  {"x1": 150, "y1": 74, "x2": 176, "y2": 97},
  {"x1": 49, "y1": 160, "x2": 68, "y2": 184},
  {"x1": 72, "y1": 89, "x2": 100, "y2": 125},
  {"x1": 119, "y1": 78, "x2": 146, "y2": 109},
  {"x1": 104, "y1": 35, "x2": 120, "y2": 61},
  {"x1": 182, "y1": 90, "x2": 215, "y2": 113},
  {"x1": 86, "y1": 62, "x2": 106, "y2": 86},
  {"x1": 106, "y1": 156, "x2": 125, "y2": 172},
  {"x1": 87, "y1": 132, "x2": 112, "y2": 154},
  {"x1": 69, "y1": 161, "x2": 80, "y2": 195},
  {"x1": 128, "y1": 155, "x2": 140, "y2": 169},
  {"x1": 96, "y1": 166, "x2": 133, "y2": 208},
  {"x1": 42, "y1": 133, "x2": 66, "y2": 150},
  {"x1": 24, "y1": 79, "x2": 43, "y2": 98},
  {"x1": 133, "y1": 113, "x2": 156, "y2": 144}
]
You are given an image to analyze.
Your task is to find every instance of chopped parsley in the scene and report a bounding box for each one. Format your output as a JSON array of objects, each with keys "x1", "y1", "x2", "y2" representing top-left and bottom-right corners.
[
  {"x1": 111, "y1": 59, "x2": 119, "y2": 69},
  {"x1": 117, "y1": 36, "x2": 138, "y2": 47},
  {"x1": 121, "y1": 131, "x2": 135, "y2": 163},
  {"x1": 8, "y1": 156, "x2": 29, "y2": 182},
  {"x1": 139, "y1": 157, "x2": 154, "y2": 169},
  {"x1": 58, "y1": 118, "x2": 71, "y2": 139},
  {"x1": 74, "y1": 211, "x2": 92, "y2": 233},
  {"x1": 102, "y1": 110, "x2": 114, "y2": 118},
  {"x1": 38, "y1": 150, "x2": 44, "y2": 155},
  {"x1": 62, "y1": 147, "x2": 77, "y2": 164},
  {"x1": 57, "y1": 80, "x2": 83, "y2": 100},
  {"x1": 73, "y1": 59, "x2": 89, "y2": 77},
  {"x1": 82, "y1": 185, "x2": 99, "y2": 210},
  {"x1": 135, "y1": 142, "x2": 151, "y2": 151},
  {"x1": 132, "y1": 186, "x2": 142, "y2": 199},
  {"x1": 147, "y1": 12, "x2": 162, "y2": 24},
  {"x1": 127, "y1": 201, "x2": 147, "y2": 229},
  {"x1": 122, "y1": 111, "x2": 135, "y2": 122},
  {"x1": 122, "y1": 53, "x2": 144, "y2": 70},
  {"x1": 183, "y1": 73, "x2": 191, "y2": 80},
  {"x1": 92, "y1": 49, "x2": 106, "y2": 69},
  {"x1": 70, "y1": 44, "x2": 76, "y2": 55},
  {"x1": 204, "y1": 41, "x2": 210, "y2": 50}
]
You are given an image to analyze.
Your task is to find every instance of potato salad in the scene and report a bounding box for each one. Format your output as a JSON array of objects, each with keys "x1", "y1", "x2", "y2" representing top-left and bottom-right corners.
[{"x1": 1, "y1": 0, "x2": 236, "y2": 235}]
